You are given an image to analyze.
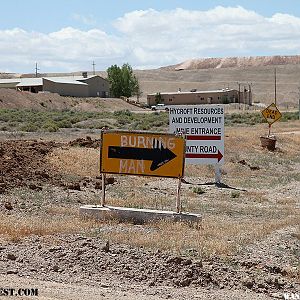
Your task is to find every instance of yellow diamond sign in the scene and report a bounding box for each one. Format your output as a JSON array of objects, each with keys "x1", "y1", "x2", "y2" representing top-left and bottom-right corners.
[{"x1": 261, "y1": 103, "x2": 282, "y2": 125}]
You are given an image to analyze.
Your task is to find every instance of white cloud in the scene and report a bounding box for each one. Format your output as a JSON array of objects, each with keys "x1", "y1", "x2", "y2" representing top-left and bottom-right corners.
[
  {"x1": 72, "y1": 13, "x2": 97, "y2": 26},
  {"x1": 114, "y1": 6, "x2": 300, "y2": 66},
  {"x1": 1, "y1": 6, "x2": 300, "y2": 72},
  {"x1": 0, "y1": 27, "x2": 126, "y2": 72}
]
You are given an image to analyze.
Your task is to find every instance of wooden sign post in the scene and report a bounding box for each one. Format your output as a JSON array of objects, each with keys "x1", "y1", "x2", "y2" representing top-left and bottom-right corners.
[{"x1": 100, "y1": 130, "x2": 185, "y2": 212}]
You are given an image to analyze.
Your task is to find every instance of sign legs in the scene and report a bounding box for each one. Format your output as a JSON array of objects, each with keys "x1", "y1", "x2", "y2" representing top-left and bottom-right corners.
[
  {"x1": 101, "y1": 173, "x2": 106, "y2": 206},
  {"x1": 214, "y1": 165, "x2": 222, "y2": 184},
  {"x1": 176, "y1": 177, "x2": 182, "y2": 213}
]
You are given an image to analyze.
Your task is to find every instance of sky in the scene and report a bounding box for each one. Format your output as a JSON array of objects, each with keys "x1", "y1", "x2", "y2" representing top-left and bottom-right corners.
[{"x1": 1, "y1": 0, "x2": 300, "y2": 73}]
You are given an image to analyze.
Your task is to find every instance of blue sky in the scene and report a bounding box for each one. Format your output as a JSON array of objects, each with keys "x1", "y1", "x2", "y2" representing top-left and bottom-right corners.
[{"x1": 0, "y1": 0, "x2": 300, "y2": 73}]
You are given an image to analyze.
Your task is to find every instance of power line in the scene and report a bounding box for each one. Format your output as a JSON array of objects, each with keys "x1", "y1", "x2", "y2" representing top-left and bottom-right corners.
[
  {"x1": 92, "y1": 61, "x2": 96, "y2": 75},
  {"x1": 35, "y1": 62, "x2": 40, "y2": 77}
]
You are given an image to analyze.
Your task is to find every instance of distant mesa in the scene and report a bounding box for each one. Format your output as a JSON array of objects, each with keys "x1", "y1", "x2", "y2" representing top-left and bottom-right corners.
[{"x1": 161, "y1": 55, "x2": 300, "y2": 71}]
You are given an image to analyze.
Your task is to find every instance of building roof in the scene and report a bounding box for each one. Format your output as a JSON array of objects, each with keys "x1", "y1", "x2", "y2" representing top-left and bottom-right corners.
[
  {"x1": 16, "y1": 78, "x2": 43, "y2": 87},
  {"x1": 0, "y1": 75, "x2": 101, "y2": 87},
  {"x1": 148, "y1": 89, "x2": 237, "y2": 96},
  {"x1": 43, "y1": 77, "x2": 88, "y2": 85},
  {"x1": 0, "y1": 79, "x2": 21, "y2": 84}
]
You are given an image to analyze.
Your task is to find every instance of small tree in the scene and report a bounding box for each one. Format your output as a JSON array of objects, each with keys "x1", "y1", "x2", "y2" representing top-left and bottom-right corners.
[
  {"x1": 155, "y1": 92, "x2": 162, "y2": 104},
  {"x1": 133, "y1": 84, "x2": 143, "y2": 102},
  {"x1": 221, "y1": 95, "x2": 229, "y2": 104},
  {"x1": 107, "y1": 64, "x2": 123, "y2": 98},
  {"x1": 107, "y1": 63, "x2": 140, "y2": 98}
]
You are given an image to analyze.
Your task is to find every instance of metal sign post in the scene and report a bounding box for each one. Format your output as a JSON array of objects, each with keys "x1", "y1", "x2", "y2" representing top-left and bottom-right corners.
[
  {"x1": 100, "y1": 130, "x2": 186, "y2": 214},
  {"x1": 101, "y1": 173, "x2": 106, "y2": 206},
  {"x1": 298, "y1": 99, "x2": 300, "y2": 120},
  {"x1": 214, "y1": 165, "x2": 222, "y2": 184},
  {"x1": 176, "y1": 177, "x2": 182, "y2": 213}
]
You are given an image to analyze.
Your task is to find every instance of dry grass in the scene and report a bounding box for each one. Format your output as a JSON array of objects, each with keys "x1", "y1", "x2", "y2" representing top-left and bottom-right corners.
[
  {"x1": 0, "y1": 213, "x2": 97, "y2": 242},
  {"x1": 1, "y1": 208, "x2": 298, "y2": 257},
  {"x1": 47, "y1": 147, "x2": 99, "y2": 177},
  {"x1": 99, "y1": 215, "x2": 299, "y2": 257},
  {"x1": 1, "y1": 208, "x2": 297, "y2": 258}
]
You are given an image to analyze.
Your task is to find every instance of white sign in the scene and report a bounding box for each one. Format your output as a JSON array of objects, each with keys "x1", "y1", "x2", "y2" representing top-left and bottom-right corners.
[{"x1": 169, "y1": 104, "x2": 224, "y2": 165}]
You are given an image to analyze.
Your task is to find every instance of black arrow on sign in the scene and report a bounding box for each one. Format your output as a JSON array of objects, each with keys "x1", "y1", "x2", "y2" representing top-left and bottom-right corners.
[{"x1": 108, "y1": 145, "x2": 177, "y2": 171}]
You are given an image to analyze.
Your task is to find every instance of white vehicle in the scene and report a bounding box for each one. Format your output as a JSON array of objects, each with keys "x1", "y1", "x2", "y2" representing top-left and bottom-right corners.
[{"x1": 151, "y1": 103, "x2": 169, "y2": 111}]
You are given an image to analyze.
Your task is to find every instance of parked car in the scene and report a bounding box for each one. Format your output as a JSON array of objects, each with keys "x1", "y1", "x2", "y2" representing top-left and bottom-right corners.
[{"x1": 151, "y1": 103, "x2": 169, "y2": 111}]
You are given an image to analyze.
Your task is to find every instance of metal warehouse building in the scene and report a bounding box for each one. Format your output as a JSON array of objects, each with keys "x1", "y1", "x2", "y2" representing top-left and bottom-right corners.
[
  {"x1": 0, "y1": 73, "x2": 109, "y2": 97},
  {"x1": 147, "y1": 89, "x2": 252, "y2": 106}
]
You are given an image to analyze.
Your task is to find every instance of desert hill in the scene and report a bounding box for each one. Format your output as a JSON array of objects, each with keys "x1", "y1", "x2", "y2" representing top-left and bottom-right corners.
[
  {"x1": 161, "y1": 55, "x2": 300, "y2": 71},
  {"x1": 135, "y1": 55, "x2": 300, "y2": 106}
]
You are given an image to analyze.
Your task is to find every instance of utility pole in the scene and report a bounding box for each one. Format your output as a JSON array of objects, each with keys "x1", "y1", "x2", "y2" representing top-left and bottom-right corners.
[
  {"x1": 237, "y1": 82, "x2": 241, "y2": 109},
  {"x1": 299, "y1": 97, "x2": 300, "y2": 121},
  {"x1": 92, "y1": 61, "x2": 96, "y2": 75},
  {"x1": 243, "y1": 85, "x2": 246, "y2": 110},
  {"x1": 35, "y1": 62, "x2": 40, "y2": 78},
  {"x1": 298, "y1": 86, "x2": 300, "y2": 120},
  {"x1": 248, "y1": 83, "x2": 252, "y2": 106},
  {"x1": 274, "y1": 68, "x2": 277, "y2": 105}
]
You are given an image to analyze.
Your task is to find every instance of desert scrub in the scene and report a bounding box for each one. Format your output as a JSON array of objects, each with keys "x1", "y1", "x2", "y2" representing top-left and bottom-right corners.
[
  {"x1": 225, "y1": 112, "x2": 264, "y2": 125},
  {"x1": 230, "y1": 191, "x2": 240, "y2": 198},
  {"x1": 1, "y1": 108, "x2": 296, "y2": 132},
  {"x1": 113, "y1": 109, "x2": 168, "y2": 130},
  {"x1": 225, "y1": 111, "x2": 299, "y2": 126},
  {"x1": 113, "y1": 109, "x2": 135, "y2": 127},
  {"x1": 130, "y1": 111, "x2": 169, "y2": 131},
  {"x1": 280, "y1": 111, "x2": 299, "y2": 121},
  {"x1": 0, "y1": 109, "x2": 169, "y2": 132},
  {"x1": 192, "y1": 186, "x2": 205, "y2": 195}
]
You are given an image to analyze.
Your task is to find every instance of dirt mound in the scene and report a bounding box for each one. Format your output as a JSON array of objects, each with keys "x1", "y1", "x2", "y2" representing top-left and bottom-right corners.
[
  {"x1": 0, "y1": 88, "x2": 146, "y2": 111},
  {"x1": 0, "y1": 233, "x2": 298, "y2": 296},
  {"x1": 68, "y1": 136, "x2": 101, "y2": 148},
  {"x1": 0, "y1": 89, "x2": 75, "y2": 111},
  {"x1": 162, "y1": 55, "x2": 300, "y2": 70},
  {"x1": 0, "y1": 138, "x2": 109, "y2": 193},
  {"x1": 0, "y1": 140, "x2": 60, "y2": 193}
]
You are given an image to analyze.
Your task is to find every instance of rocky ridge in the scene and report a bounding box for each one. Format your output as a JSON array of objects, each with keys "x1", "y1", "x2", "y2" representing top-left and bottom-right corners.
[{"x1": 162, "y1": 55, "x2": 300, "y2": 70}]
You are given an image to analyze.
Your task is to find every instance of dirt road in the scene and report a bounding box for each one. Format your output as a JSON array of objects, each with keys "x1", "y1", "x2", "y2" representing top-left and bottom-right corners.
[{"x1": 1, "y1": 275, "x2": 273, "y2": 300}]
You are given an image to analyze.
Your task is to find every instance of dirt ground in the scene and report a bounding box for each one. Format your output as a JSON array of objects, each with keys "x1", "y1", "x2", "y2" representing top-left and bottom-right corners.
[
  {"x1": 0, "y1": 88, "x2": 146, "y2": 112},
  {"x1": 0, "y1": 119, "x2": 299, "y2": 299},
  {"x1": 0, "y1": 275, "x2": 273, "y2": 300}
]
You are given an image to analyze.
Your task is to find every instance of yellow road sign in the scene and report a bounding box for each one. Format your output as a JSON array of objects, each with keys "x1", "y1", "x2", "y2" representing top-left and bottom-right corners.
[
  {"x1": 100, "y1": 130, "x2": 185, "y2": 178},
  {"x1": 261, "y1": 103, "x2": 282, "y2": 125}
]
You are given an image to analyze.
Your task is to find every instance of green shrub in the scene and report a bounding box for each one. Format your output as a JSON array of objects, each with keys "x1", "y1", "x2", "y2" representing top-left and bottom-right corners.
[
  {"x1": 56, "y1": 119, "x2": 72, "y2": 128},
  {"x1": 20, "y1": 122, "x2": 39, "y2": 132},
  {"x1": 0, "y1": 125, "x2": 8, "y2": 131},
  {"x1": 192, "y1": 187, "x2": 205, "y2": 195},
  {"x1": 230, "y1": 191, "x2": 240, "y2": 198},
  {"x1": 281, "y1": 111, "x2": 299, "y2": 121},
  {"x1": 42, "y1": 121, "x2": 59, "y2": 132}
]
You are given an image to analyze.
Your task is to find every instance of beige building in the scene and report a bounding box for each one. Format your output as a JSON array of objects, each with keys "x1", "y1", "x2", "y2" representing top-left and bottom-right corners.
[
  {"x1": 147, "y1": 88, "x2": 252, "y2": 106},
  {"x1": 0, "y1": 74, "x2": 109, "y2": 97}
]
